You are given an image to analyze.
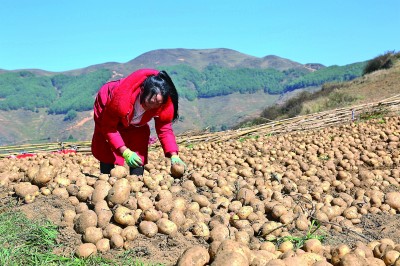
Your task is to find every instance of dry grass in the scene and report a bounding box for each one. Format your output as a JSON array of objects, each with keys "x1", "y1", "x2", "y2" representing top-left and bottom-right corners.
[{"x1": 301, "y1": 60, "x2": 400, "y2": 114}]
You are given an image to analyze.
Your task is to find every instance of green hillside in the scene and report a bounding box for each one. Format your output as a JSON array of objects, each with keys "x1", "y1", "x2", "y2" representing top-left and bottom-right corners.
[
  {"x1": 234, "y1": 51, "x2": 400, "y2": 128},
  {"x1": 0, "y1": 62, "x2": 365, "y2": 118}
]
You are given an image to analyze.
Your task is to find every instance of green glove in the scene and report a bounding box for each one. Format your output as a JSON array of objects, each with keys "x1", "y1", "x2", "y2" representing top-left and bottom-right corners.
[
  {"x1": 122, "y1": 149, "x2": 143, "y2": 168},
  {"x1": 171, "y1": 155, "x2": 186, "y2": 168}
]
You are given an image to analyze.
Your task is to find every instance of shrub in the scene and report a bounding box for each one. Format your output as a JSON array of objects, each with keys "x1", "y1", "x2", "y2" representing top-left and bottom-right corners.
[
  {"x1": 363, "y1": 51, "x2": 396, "y2": 75},
  {"x1": 63, "y1": 110, "x2": 77, "y2": 121}
]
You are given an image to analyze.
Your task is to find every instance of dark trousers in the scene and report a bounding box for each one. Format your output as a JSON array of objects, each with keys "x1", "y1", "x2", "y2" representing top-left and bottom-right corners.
[{"x1": 100, "y1": 162, "x2": 144, "y2": 176}]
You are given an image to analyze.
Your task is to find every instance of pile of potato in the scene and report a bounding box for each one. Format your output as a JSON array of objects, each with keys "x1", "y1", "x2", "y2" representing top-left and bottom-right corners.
[{"x1": 0, "y1": 116, "x2": 399, "y2": 265}]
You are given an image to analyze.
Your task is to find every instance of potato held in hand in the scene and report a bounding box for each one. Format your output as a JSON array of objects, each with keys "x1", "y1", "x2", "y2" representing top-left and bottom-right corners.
[{"x1": 171, "y1": 163, "x2": 185, "y2": 178}]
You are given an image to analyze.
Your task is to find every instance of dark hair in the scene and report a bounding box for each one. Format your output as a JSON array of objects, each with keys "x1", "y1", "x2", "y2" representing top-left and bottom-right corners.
[{"x1": 141, "y1": 70, "x2": 179, "y2": 122}]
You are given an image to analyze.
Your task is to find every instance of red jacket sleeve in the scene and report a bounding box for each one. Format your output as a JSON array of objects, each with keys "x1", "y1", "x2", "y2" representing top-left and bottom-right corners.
[{"x1": 154, "y1": 117, "x2": 178, "y2": 157}]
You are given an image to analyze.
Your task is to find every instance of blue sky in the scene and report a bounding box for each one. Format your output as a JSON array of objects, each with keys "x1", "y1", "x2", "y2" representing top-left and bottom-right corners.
[{"x1": 1, "y1": 0, "x2": 399, "y2": 72}]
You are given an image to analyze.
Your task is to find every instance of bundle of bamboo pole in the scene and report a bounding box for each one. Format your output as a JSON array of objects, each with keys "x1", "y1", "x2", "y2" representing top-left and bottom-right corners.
[{"x1": 0, "y1": 94, "x2": 399, "y2": 157}]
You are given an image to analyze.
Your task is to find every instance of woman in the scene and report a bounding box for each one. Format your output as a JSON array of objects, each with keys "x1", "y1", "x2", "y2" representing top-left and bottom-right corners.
[{"x1": 91, "y1": 68, "x2": 185, "y2": 176}]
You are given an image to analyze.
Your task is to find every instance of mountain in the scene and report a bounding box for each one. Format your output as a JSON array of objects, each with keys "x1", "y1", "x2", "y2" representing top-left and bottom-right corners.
[
  {"x1": 0, "y1": 48, "x2": 370, "y2": 146},
  {"x1": 63, "y1": 48, "x2": 312, "y2": 76}
]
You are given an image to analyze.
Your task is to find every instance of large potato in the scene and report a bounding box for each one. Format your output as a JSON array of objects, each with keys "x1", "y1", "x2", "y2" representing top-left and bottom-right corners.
[
  {"x1": 74, "y1": 210, "x2": 98, "y2": 234},
  {"x1": 107, "y1": 178, "x2": 130, "y2": 205},
  {"x1": 110, "y1": 166, "x2": 128, "y2": 179},
  {"x1": 171, "y1": 164, "x2": 185, "y2": 178},
  {"x1": 139, "y1": 221, "x2": 158, "y2": 237},
  {"x1": 156, "y1": 218, "x2": 178, "y2": 236},
  {"x1": 83, "y1": 227, "x2": 103, "y2": 244},
  {"x1": 14, "y1": 182, "x2": 39, "y2": 198},
  {"x1": 177, "y1": 246, "x2": 210, "y2": 266},
  {"x1": 92, "y1": 180, "x2": 112, "y2": 204},
  {"x1": 33, "y1": 165, "x2": 56, "y2": 187},
  {"x1": 121, "y1": 226, "x2": 139, "y2": 241},
  {"x1": 114, "y1": 206, "x2": 136, "y2": 226},
  {"x1": 94, "y1": 200, "x2": 112, "y2": 228},
  {"x1": 75, "y1": 243, "x2": 97, "y2": 258}
]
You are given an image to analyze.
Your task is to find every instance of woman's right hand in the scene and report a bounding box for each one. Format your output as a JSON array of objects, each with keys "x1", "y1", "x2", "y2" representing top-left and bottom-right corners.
[{"x1": 122, "y1": 148, "x2": 143, "y2": 168}]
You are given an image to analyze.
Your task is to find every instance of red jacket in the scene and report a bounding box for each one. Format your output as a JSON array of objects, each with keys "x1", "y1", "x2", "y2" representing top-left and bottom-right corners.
[{"x1": 91, "y1": 69, "x2": 179, "y2": 165}]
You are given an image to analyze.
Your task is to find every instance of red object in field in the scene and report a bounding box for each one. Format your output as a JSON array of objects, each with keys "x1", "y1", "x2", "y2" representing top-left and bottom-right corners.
[
  {"x1": 10, "y1": 153, "x2": 36, "y2": 159},
  {"x1": 52, "y1": 149, "x2": 77, "y2": 155}
]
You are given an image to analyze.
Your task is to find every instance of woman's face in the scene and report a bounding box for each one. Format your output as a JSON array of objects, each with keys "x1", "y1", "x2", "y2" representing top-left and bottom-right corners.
[{"x1": 143, "y1": 93, "x2": 163, "y2": 110}]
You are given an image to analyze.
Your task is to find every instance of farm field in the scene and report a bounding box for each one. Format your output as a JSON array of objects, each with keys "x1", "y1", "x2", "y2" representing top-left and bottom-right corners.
[{"x1": 0, "y1": 112, "x2": 399, "y2": 265}]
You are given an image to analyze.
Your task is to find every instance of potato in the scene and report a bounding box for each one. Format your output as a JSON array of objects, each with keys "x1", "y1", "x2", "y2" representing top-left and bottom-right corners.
[
  {"x1": 121, "y1": 226, "x2": 139, "y2": 241},
  {"x1": 193, "y1": 194, "x2": 211, "y2": 208},
  {"x1": 210, "y1": 224, "x2": 230, "y2": 242},
  {"x1": 265, "y1": 259, "x2": 286, "y2": 266},
  {"x1": 33, "y1": 165, "x2": 56, "y2": 187},
  {"x1": 260, "y1": 221, "x2": 282, "y2": 237},
  {"x1": 191, "y1": 222, "x2": 210, "y2": 238},
  {"x1": 52, "y1": 187, "x2": 70, "y2": 199},
  {"x1": 107, "y1": 178, "x2": 130, "y2": 205},
  {"x1": 96, "y1": 238, "x2": 110, "y2": 253},
  {"x1": 211, "y1": 251, "x2": 248, "y2": 266},
  {"x1": 110, "y1": 234, "x2": 124, "y2": 249},
  {"x1": 14, "y1": 182, "x2": 39, "y2": 198},
  {"x1": 271, "y1": 204, "x2": 287, "y2": 219},
  {"x1": 137, "y1": 196, "x2": 154, "y2": 211},
  {"x1": 373, "y1": 243, "x2": 393, "y2": 258},
  {"x1": 142, "y1": 208, "x2": 162, "y2": 222},
  {"x1": 383, "y1": 250, "x2": 400, "y2": 266},
  {"x1": 303, "y1": 239, "x2": 323, "y2": 254},
  {"x1": 54, "y1": 176, "x2": 71, "y2": 187},
  {"x1": 75, "y1": 202, "x2": 89, "y2": 214},
  {"x1": 130, "y1": 180, "x2": 144, "y2": 192},
  {"x1": 177, "y1": 246, "x2": 210, "y2": 266},
  {"x1": 169, "y1": 209, "x2": 186, "y2": 226},
  {"x1": 279, "y1": 241, "x2": 294, "y2": 253},
  {"x1": 237, "y1": 206, "x2": 254, "y2": 220},
  {"x1": 173, "y1": 197, "x2": 187, "y2": 211},
  {"x1": 143, "y1": 175, "x2": 159, "y2": 190},
  {"x1": 63, "y1": 209, "x2": 76, "y2": 224},
  {"x1": 235, "y1": 231, "x2": 250, "y2": 246},
  {"x1": 114, "y1": 206, "x2": 136, "y2": 226},
  {"x1": 299, "y1": 252, "x2": 325, "y2": 265},
  {"x1": 331, "y1": 244, "x2": 351, "y2": 265},
  {"x1": 94, "y1": 200, "x2": 113, "y2": 228},
  {"x1": 155, "y1": 199, "x2": 173, "y2": 213},
  {"x1": 83, "y1": 227, "x2": 103, "y2": 244},
  {"x1": 157, "y1": 218, "x2": 178, "y2": 236},
  {"x1": 250, "y1": 250, "x2": 277, "y2": 265},
  {"x1": 228, "y1": 201, "x2": 243, "y2": 213},
  {"x1": 216, "y1": 239, "x2": 251, "y2": 262},
  {"x1": 171, "y1": 163, "x2": 185, "y2": 178},
  {"x1": 385, "y1": 192, "x2": 400, "y2": 210},
  {"x1": 68, "y1": 196, "x2": 80, "y2": 206},
  {"x1": 156, "y1": 190, "x2": 173, "y2": 201},
  {"x1": 102, "y1": 224, "x2": 123, "y2": 239},
  {"x1": 259, "y1": 241, "x2": 276, "y2": 253},
  {"x1": 74, "y1": 210, "x2": 98, "y2": 234},
  {"x1": 75, "y1": 243, "x2": 97, "y2": 258},
  {"x1": 339, "y1": 253, "x2": 368, "y2": 266},
  {"x1": 139, "y1": 221, "x2": 158, "y2": 237},
  {"x1": 123, "y1": 196, "x2": 138, "y2": 210},
  {"x1": 77, "y1": 185, "x2": 94, "y2": 202},
  {"x1": 92, "y1": 180, "x2": 112, "y2": 204},
  {"x1": 236, "y1": 188, "x2": 255, "y2": 205},
  {"x1": 110, "y1": 165, "x2": 128, "y2": 179}
]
